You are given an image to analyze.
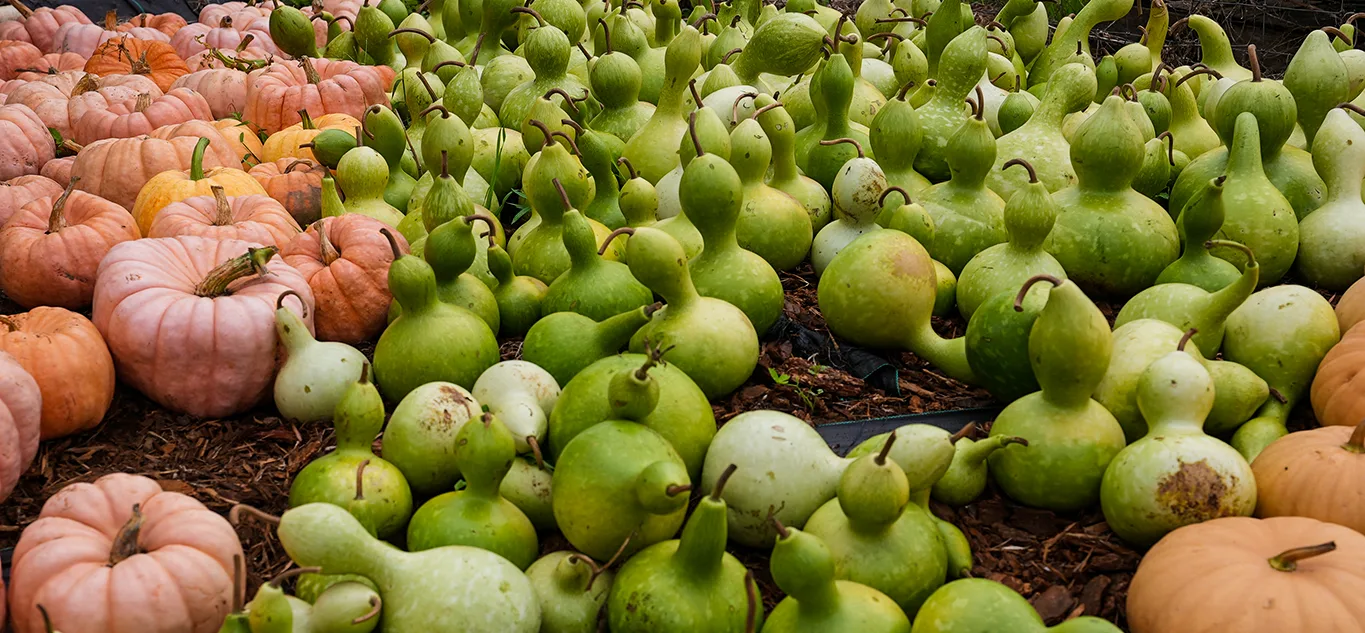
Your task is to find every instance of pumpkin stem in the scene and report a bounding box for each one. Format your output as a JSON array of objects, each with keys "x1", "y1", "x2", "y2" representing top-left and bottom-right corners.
[
  {"x1": 317, "y1": 219, "x2": 340, "y2": 264},
  {"x1": 210, "y1": 186, "x2": 234, "y2": 226},
  {"x1": 133, "y1": 91, "x2": 153, "y2": 113},
  {"x1": 5, "y1": 0, "x2": 32, "y2": 19},
  {"x1": 190, "y1": 137, "x2": 211, "y2": 181},
  {"x1": 298, "y1": 109, "x2": 315, "y2": 130},
  {"x1": 46, "y1": 177, "x2": 79, "y2": 234},
  {"x1": 1346, "y1": 421, "x2": 1365, "y2": 453},
  {"x1": 354, "y1": 459, "x2": 369, "y2": 500},
  {"x1": 105, "y1": 9, "x2": 117, "y2": 30},
  {"x1": 0, "y1": 315, "x2": 17, "y2": 332},
  {"x1": 220, "y1": 15, "x2": 233, "y2": 28},
  {"x1": 300, "y1": 56, "x2": 321, "y2": 84},
  {"x1": 108, "y1": 503, "x2": 145, "y2": 566},
  {"x1": 195, "y1": 246, "x2": 278, "y2": 297},
  {"x1": 1268, "y1": 542, "x2": 1336, "y2": 572},
  {"x1": 36, "y1": 605, "x2": 53, "y2": 633}
]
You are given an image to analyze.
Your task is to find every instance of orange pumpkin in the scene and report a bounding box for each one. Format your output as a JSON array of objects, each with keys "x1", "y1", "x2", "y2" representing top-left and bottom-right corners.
[
  {"x1": 0, "y1": 41, "x2": 43, "y2": 81},
  {"x1": 0, "y1": 349, "x2": 41, "y2": 503},
  {"x1": 281, "y1": 214, "x2": 408, "y2": 343},
  {"x1": 0, "y1": 307, "x2": 115, "y2": 439},
  {"x1": 250, "y1": 158, "x2": 325, "y2": 224},
  {"x1": 0, "y1": 103, "x2": 55, "y2": 181},
  {"x1": 119, "y1": 12, "x2": 189, "y2": 37},
  {"x1": 0, "y1": 174, "x2": 63, "y2": 225},
  {"x1": 84, "y1": 37, "x2": 189, "y2": 93},
  {"x1": 1252, "y1": 422, "x2": 1365, "y2": 534},
  {"x1": 1129, "y1": 516, "x2": 1365, "y2": 633},
  {"x1": 262, "y1": 110, "x2": 361, "y2": 163},
  {"x1": 172, "y1": 68, "x2": 250, "y2": 120},
  {"x1": 243, "y1": 57, "x2": 393, "y2": 134},
  {"x1": 1338, "y1": 275, "x2": 1365, "y2": 333},
  {"x1": 0, "y1": 181, "x2": 140, "y2": 309},
  {"x1": 213, "y1": 117, "x2": 265, "y2": 168},
  {"x1": 1311, "y1": 324, "x2": 1365, "y2": 428},
  {"x1": 69, "y1": 87, "x2": 212, "y2": 145},
  {"x1": 131, "y1": 136, "x2": 267, "y2": 234},
  {"x1": 71, "y1": 120, "x2": 239, "y2": 210},
  {"x1": 39, "y1": 156, "x2": 72, "y2": 187},
  {"x1": 9, "y1": 473, "x2": 244, "y2": 633},
  {"x1": 149, "y1": 187, "x2": 300, "y2": 247}
]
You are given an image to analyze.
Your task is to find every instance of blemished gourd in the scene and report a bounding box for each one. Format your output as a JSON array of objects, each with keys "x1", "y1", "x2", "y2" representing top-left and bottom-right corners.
[
  {"x1": 811, "y1": 139, "x2": 887, "y2": 276},
  {"x1": 380, "y1": 381, "x2": 482, "y2": 497}
]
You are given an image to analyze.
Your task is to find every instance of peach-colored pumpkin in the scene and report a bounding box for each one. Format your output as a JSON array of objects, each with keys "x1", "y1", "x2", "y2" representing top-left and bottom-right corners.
[
  {"x1": 72, "y1": 72, "x2": 161, "y2": 96},
  {"x1": 1337, "y1": 276, "x2": 1365, "y2": 334},
  {"x1": 0, "y1": 20, "x2": 30, "y2": 45},
  {"x1": 1128, "y1": 515, "x2": 1365, "y2": 633},
  {"x1": 40, "y1": 156, "x2": 72, "y2": 186},
  {"x1": 1252, "y1": 422, "x2": 1365, "y2": 534},
  {"x1": 0, "y1": 41, "x2": 43, "y2": 81},
  {"x1": 119, "y1": 12, "x2": 188, "y2": 37},
  {"x1": 249, "y1": 158, "x2": 325, "y2": 224},
  {"x1": 92, "y1": 235, "x2": 314, "y2": 417},
  {"x1": 172, "y1": 68, "x2": 250, "y2": 120},
  {"x1": 150, "y1": 188, "x2": 299, "y2": 247},
  {"x1": 14, "y1": 55, "x2": 85, "y2": 81},
  {"x1": 282, "y1": 214, "x2": 407, "y2": 343},
  {"x1": 0, "y1": 182, "x2": 141, "y2": 309},
  {"x1": 70, "y1": 119, "x2": 238, "y2": 210},
  {"x1": 5, "y1": 80, "x2": 71, "y2": 137},
  {"x1": 213, "y1": 117, "x2": 265, "y2": 168},
  {"x1": 12, "y1": 5, "x2": 92, "y2": 54},
  {"x1": 171, "y1": 16, "x2": 276, "y2": 60},
  {"x1": 0, "y1": 174, "x2": 63, "y2": 225},
  {"x1": 69, "y1": 87, "x2": 212, "y2": 145},
  {"x1": 0, "y1": 307, "x2": 115, "y2": 439},
  {"x1": 9, "y1": 472, "x2": 245, "y2": 633},
  {"x1": 200, "y1": 0, "x2": 276, "y2": 27},
  {"x1": 0, "y1": 103, "x2": 55, "y2": 181},
  {"x1": 1312, "y1": 324, "x2": 1365, "y2": 429},
  {"x1": 0, "y1": 348, "x2": 41, "y2": 503},
  {"x1": 50, "y1": 11, "x2": 171, "y2": 59},
  {"x1": 244, "y1": 57, "x2": 393, "y2": 135},
  {"x1": 131, "y1": 136, "x2": 267, "y2": 234}
]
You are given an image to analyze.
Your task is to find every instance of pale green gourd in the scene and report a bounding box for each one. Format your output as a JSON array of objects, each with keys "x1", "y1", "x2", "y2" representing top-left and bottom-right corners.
[
  {"x1": 336, "y1": 146, "x2": 404, "y2": 227},
  {"x1": 1116, "y1": 240, "x2": 1258, "y2": 357},
  {"x1": 729, "y1": 13, "x2": 827, "y2": 91},
  {"x1": 570, "y1": 120, "x2": 630, "y2": 229},
  {"x1": 245, "y1": 568, "x2": 383, "y2": 633},
  {"x1": 487, "y1": 240, "x2": 547, "y2": 337},
  {"x1": 621, "y1": 24, "x2": 703, "y2": 183},
  {"x1": 1283, "y1": 30, "x2": 1350, "y2": 147},
  {"x1": 471, "y1": 360, "x2": 560, "y2": 455},
  {"x1": 359, "y1": 105, "x2": 418, "y2": 210},
  {"x1": 910, "y1": 578, "x2": 1123, "y2": 633},
  {"x1": 1176, "y1": 15, "x2": 1252, "y2": 82},
  {"x1": 869, "y1": 83, "x2": 931, "y2": 195},
  {"x1": 795, "y1": 53, "x2": 874, "y2": 191},
  {"x1": 930, "y1": 428, "x2": 1028, "y2": 507},
  {"x1": 1157, "y1": 177, "x2": 1241, "y2": 291},
  {"x1": 501, "y1": 9, "x2": 591, "y2": 133},
  {"x1": 754, "y1": 95, "x2": 833, "y2": 233},
  {"x1": 917, "y1": 89, "x2": 1007, "y2": 274},
  {"x1": 526, "y1": 552, "x2": 614, "y2": 633},
  {"x1": 379, "y1": 382, "x2": 480, "y2": 497},
  {"x1": 587, "y1": 29, "x2": 657, "y2": 147},
  {"x1": 730, "y1": 111, "x2": 813, "y2": 272},
  {"x1": 913, "y1": 26, "x2": 987, "y2": 183},
  {"x1": 1025, "y1": 0, "x2": 1131, "y2": 85},
  {"x1": 1295, "y1": 107, "x2": 1365, "y2": 291},
  {"x1": 410, "y1": 213, "x2": 500, "y2": 332},
  {"x1": 272, "y1": 291, "x2": 367, "y2": 424},
  {"x1": 761, "y1": 523, "x2": 911, "y2": 633},
  {"x1": 617, "y1": 157, "x2": 661, "y2": 228},
  {"x1": 811, "y1": 141, "x2": 887, "y2": 276},
  {"x1": 1132, "y1": 131, "x2": 1175, "y2": 200},
  {"x1": 511, "y1": 124, "x2": 602, "y2": 283},
  {"x1": 654, "y1": 102, "x2": 728, "y2": 258}
]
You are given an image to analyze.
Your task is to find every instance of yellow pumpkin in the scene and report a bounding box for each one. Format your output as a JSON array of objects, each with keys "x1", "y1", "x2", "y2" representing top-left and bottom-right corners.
[
  {"x1": 130, "y1": 136, "x2": 266, "y2": 234},
  {"x1": 261, "y1": 111, "x2": 361, "y2": 164},
  {"x1": 1252, "y1": 422, "x2": 1365, "y2": 534},
  {"x1": 214, "y1": 118, "x2": 265, "y2": 169}
]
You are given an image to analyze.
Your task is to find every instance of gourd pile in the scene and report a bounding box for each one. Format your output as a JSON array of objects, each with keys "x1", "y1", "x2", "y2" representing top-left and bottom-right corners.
[{"x1": 3, "y1": 0, "x2": 1365, "y2": 629}]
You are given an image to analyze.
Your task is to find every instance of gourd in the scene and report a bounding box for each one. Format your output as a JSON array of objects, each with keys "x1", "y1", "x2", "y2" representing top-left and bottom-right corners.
[
  {"x1": 811, "y1": 139, "x2": 886, "y2": 276},
  {"x1": 406, "y1": 411, "x2": 539, "y2": 570},
  {"x1": 918, "y1": 89, "x2": 1006, "y2": 274},
  {"x1": 487, "y1": 240, "x2": 547, "y2": 337},
  {"x1": 1099, "y1": 330, "x2": 1257, "y2": 548},
  {"x1": 499, "y1": 8, "x2": 589, "y2": 131},
  {"x1": 380, "y1": 380, "x2": 481, "y2": 497},
  {"x1": 510, "y1": 127, "x2": 605, "y2": 283},
  {"x1": 472, "y1": 360, "x2": 560, "y2": 455},
  {"x1": 587, "y1": 31, "x2": 655, "y2": 148},
  {"x1": 527, "y1": 551, "x2": 614, "y2": 633},
  {"x1": 931, "y1": 425, "x2": 1028, "y2": 507},
  {"x1": 868, "y1": 83, "x2": 930, "y2": 195},
  {"x1": 372, "y1": 228, "x2": 498, "y2": 400},
  {"x1": 548, "y1": 349, "x2": 714, "y2": 479},
  {"x1": 1026, "y1": 0, "x2": 1131, "y2": 85},
  {"x1": 359, "y1": 104, "x2": 418, "y2": 211},
  {"x1": 1283, "y1": 30, "x2": 1350, "y2": 148},
  {"x1": 1156, "y1": 176, "x2": 1241, "y2": 291},
  {"x1": 730, "y1": 108, "x2": 813, "y2": 272},
  {"x1": 245, "y1": 568, "x2": 383, "y2": 633},
  {"x1": 277, "y1": 503, "x2": 540, "y2": 632},
  {"x1": 986, "y1": 63, "x2": 1095, "y2": 201},
  {"x1": 626, "y1": 226, "x2": 759, "y2": 399},
  {"x1": 988, "y1": 275, "x2": 1126, "y2": 511},
  {"x1": 1044, "y1": 94, "x2": 1178, "y2": 298},
  {"x1": 288, "y1": 364, "x2": 413, "y2": 540},
  {"x1": 910, "y1": 578, "x2": 1123, "y2": 633},
  {"x1": 1295, "y1": 106, "x2": 1365, "y2": 291},
  {"x1": 654, "y1": 89, "x2": 730, "y2": 241},
  {"x1": 754, "y1": 95, "x2": 832, "y2": 233},
  {"x1": 620, "y1": 23, "x2": 702, "y2": 183},
  {"x1": 956, "y1": 159, "x2": 1066, "y2": 320},
  {"x1": 913, "y1": 26, "x2": 987, "y2": 183},
  {"x1": 542, "y1": 211, "x2": 653, "y2": 321},
  {"x1": 405, "y1": 212, "x2": 499, "y2": 333},
  {"x1": 1252, "y1": 422, "x2": 1365, "y2": 534},
  {"x1": 522, "y1": 304, "x2": 658, "y2": 387},
  {"x1": 729, "y1": 12, "x2": 826, "y2": 91},
  {"x1": 335, "y1": 144, "x2": 403, "y2": 227},
  {"x1": 272, "y1": 290, "x2": 367, "y2": 424},
  {"x1": 1115, "y1": 240, "x2": 1258, "y2": 357},
  {"x1": 1225, "y1": 285, "x2": 1341, "y2": 461},
  {"x1": 607, "y1": 464, "x2": 762, "y2": 632},
  {"x1": 552, "y1": 355, "x2": 692, "y2": 561},
  {"x1": 761, "y1": 521, "x2": 912, "y2": 633}
]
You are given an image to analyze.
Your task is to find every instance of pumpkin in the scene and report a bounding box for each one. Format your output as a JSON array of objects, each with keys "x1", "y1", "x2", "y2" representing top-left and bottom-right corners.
[
  {"x1": 0, "y1": 103, "x2": 55, "y2": 181},
  {"x1": 262, "y1": 110, "x2": 361, "y2": 163},
  {"x1": 119, "y1": 12, "x2": 189, "y2": 37},
  {"x1": 9, "y1": 69, "x2": 85, "y2": 96},
  {"x1": 249, "y1": 158, "x2": 325, "y2": 224},
  {"x1": 93, "y1": 236, "x2": 313, "y2": 417},
  {"x1": 131, "y1": 136, "x2": 266, "y2": 234},
  {"x1": 200, "y1": 0, "x2": 275, "y2": 28},
  {"x1": 1338, "y1": 275, "x2": 1365, "y2": 333},
  {"x1": 10, "y1": 5, "x2": 91, "y2": 53},
  {"x1": 0, "y1": 180, "x2": 140, "y2": 309},
  {"x1": 1128, "y1": 516, "x2": 1365, "y2": 633},
  {"x1": 70, "y1": 119, "x2": 239, "y2": 210},
  {"x1": 39, "y1": 156, "x2": 72, "y2": 186},
  {"x1": 51, "y1": 11, "x2": 171, "y2": 60},
  {"x1": 149, "y1": 187, "x2": 299, "y2": 247},
  {"x1": 0, "y1": 20, "x2": 30, "y2": 45},
  {"x1": 5, "y1": 80, "x2": 71, "y2": 137},
  {"x1": 15, "y1": 54, "x2": 86, "y2": 81},
  {"x1": 172, "y1": 68, "x2": 249, "y2": 120},
  {"x1": 281, "y1": 214, "x2": 407, "y2": 343},
  {"x1": 84, "y1": 37, "x2": 188, "y2": 93},
  {"x1": 0, "y1": 174, "x2": 62, "y2": 225},
  {"x1": 171, "y1": 16, "x2": 276, "y2": 60},
  {"x1": 243, "y1": 57, "x2": 393, "y2": 135},
  {"x1": 1312, "y1": 324, "x2": 1365, "y2": 428},
  {"x1": 1252, "y1": 422, "x2": 1365, "y2": 534},
  {"x1": 0, "y1": 307, "x2": 115, "y2": 439},
  {"x1": 0, "y1": 41, "x2": 43, "y2": 80},
  {"x1": 214, "y1": 117, "x2": 264, "y2": 168},
  {"x1": 9, "y1": 472, "x2": 244, "y2": 633},
  {"x1": 0, "y1": 349, "x2": 41, "y2": 503},
  {"x1": 70, "y1": 87, "x2": 213, "y2": 145}
]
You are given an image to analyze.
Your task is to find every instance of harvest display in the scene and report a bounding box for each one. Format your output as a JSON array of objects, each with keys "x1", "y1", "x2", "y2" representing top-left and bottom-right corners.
[{"x1": 0, "y1": 0, "x2": 1364, "y2": 629}]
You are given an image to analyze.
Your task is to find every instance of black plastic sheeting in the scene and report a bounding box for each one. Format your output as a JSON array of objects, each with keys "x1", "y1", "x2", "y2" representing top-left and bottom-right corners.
[{"x1": 18, "y1": 0, "x2": 204, "y2": 21}]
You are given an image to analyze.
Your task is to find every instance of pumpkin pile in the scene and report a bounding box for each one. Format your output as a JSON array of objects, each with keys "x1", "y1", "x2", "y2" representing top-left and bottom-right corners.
[{"x1": 3, "y1": 0, "x2": 1365, "y2": 630}]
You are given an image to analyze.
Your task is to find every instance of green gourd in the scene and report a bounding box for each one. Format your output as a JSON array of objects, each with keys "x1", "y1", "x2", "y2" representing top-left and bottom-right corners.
[
  {"x1": 586, "y1": 31, "x2": 656, "y2": 149},
  {"x1": 1026, "y1": 0, "x2": 1131, "y2": 86},
  {"x1": 621, "y1": 23, "x2": 702, "y2": 183},
  {"x1": 336, "y1": 144, "x2": 404, "y2": 227},
  {"x1": 617, "y1": 156, "x2": 659, "y2": 228},
  {"x1": 964, "y1": 279, "x2": 1045, "y2": 403},
  {"x1": 1098, "y1": 330, "x2": 1256, "y2": 548},
  {"x1": 472, "y1": 126, "x2": 532, "y2": 205},
  {"x1": 272, "y1": 290, "x2": 367, "y2": 424},
  {"x1": 511, "y1": 128, "x2": 598, "y2": 283},
  {"x1": 804, "y1": 433, "x2": 949, "y2": 618},
  {"x1": 552, "y1": 356, "x2": 693, "y2": 561},
  {"x1": 930, "y1": 426, "x2": 1028, "y2": 506},
  {"x1": 811, "y1": 140, "x2": 887, "y2": 276},
  {"x1": 487, "y1": 239, "x2": 547, "y2": 337},
  {"x1": 1225, "y1": 285, "x2": 1341, "y2": 461},
  {"x1": 987, "y1": 274, "x2": 1126, "y2": 511},
  {"x1": 921, "y1": 0, "x2": 963, "y2": 77},
  {"x1": 879, "y1": 193, "x2": 958, "y2": 317},
  {"x1": 405, "y1": 412, "x2": 539, "y2": 569},
  {"x1": 654, "y1": 93, "x2": 729, "y2": 254},
  {"x1": 1156, "y1": 176, "x2": 1241, "y2": 290},
  {"x1": 418, "y1": 105, "x2": 474, "y2": 184},
  {"x1": 380, "y1": 381, "x2": 481, "y2": 497},
  {"x1": 391, "y1": 19, "x2": 434, "y2": 72},
  {"x1": 436, "y1": 62, "x2": 484, "y2": 126},
  {"x1": 243, "y1": 568, "x2": 314, "y2": 633},
  {"x1": 542, "y1": 212, "x2": 653, "y2": 320},
  {"x1": 761, "y1": 522, "x2": 912, "y2": 633},
  {"x1": 1112, "y1": 1, "x2": 1164, "y2": 86},
  {"x1": 568, "y1": 121, "x2": 628, "y2": 228},
  {"x1": 913, "y1": 26, "x2": 986, "y2": 183},
  {"x1": 1004, "y1": 3, "x2": 1048, "y2": 67},
  {"x1": 277, "y1": 503, "x2": 539, "y2": 631},
  {"x1": 730, "y1": 13, "x2": 827, "y2": 91},
  {"x1": 375, "y1": 0, "x2": 407, "y2": 30},
  {"x1": 1044, "y1": 95, "x2": 1178, "y2": 298},
  {"x1": 526, "y1": 552, "x2": 614, "y2": 633},
  {"x1": 521, "y1": 0, "x2": 587, "y2": 44},
  {"x1": 626, "y1": 226, "x2": 759, "y2": 399},
  {"x1": 270, "y1": 6, "x2": 320, "y2": 58},
  {"x1": 917, "y1": 90, "x2": 1007, "y2": 274},
  {"x1": 1295, "y1": 106, "x2": 1365, "y2": 290},
  {"x1": 987, "y1": 63, "x2": 1094, "y2": 201},
  {"x1": 1146, "y1": 68, "x2": 1221, "y2": 160},
  {"x1": 308, "y1": 129, "x2": 359, "y2": 170},
  {"x1": 869, "y1": 83, "x2": 931, "y2": 195},
  {"x1": 594, "y1": 12, "x2": 666, "y2": 106},
  {"x1": 1201, "y1": 113, "x2": 1299, "y2": 283},
  {"x1": 372, "y1": 229, "x2": 498, "y2": 399},
  {"x1": 409, "y1": 213, "x2": 500, "y2": 332},
  {"x1": 956, "y1": 159, "x2": 1065, "y2": 320},
  {"x1": 522, "y1": 304, "x2": 658, "y2": 387},
  {"x1": 888, "y1": 34, "x2": 930, "y2": 93},
  {"x1": 1138, "y1": 72, "x2": 1173, "y2": 136},
  {"x1": 392, "y1": 70, "x2": 443, "y2": 167},
  {"x1": 754, "y1": 95, "x2": 832, "y2": 233},
  {"x1": 607, "y1": 464, "x2": 762, "y2": 632},
  {"x1": 246, "y1": 569, "x2": 383, "y2": 633},
  {"x1": 1116, "y1": 240, "x2": 1257, "y2": 357},
  {"x1": 500, "y1": 8, "x2": 591, "y2": 131},
  {"x1": 1207, "y1": 47, "x2": 1297, "y2": 160},
  {"x1": 1176, "y1": 15, "x2": 1252, "y2": 82},
  {"x1": 1284, "y1": 30, "x2": 1350, "y2": 147},
  {"x1": 1092, "y1": 55, "x2": 1119, "y2": 104},
  {"x1": 288, "y1": 365, "x2": 414, "y2": 540},
  {"x1": 219, "y1": 555, "x2": 251, "y2": 633},
  {"x1": 729, "y1": 114, "x2": 813, "y2": 273},
  {"x1": 996, "y1": 83, "x2": 1038, "y2": 137},
  {"x1": 910, "y1": 578, "x2": 1123, "y2": 633},
  {"x1": 355, "y1": 0, "x2": 401, "y2": 69},
  {"x1": 464, "y1": 0, "x2": 521, "y2": 64},
  {"x1": 796, "y1": 53, "x2": 874, "y2": 191},
  {"x1": 500, "y1": 456, "x2": 555, "y2": 531},
  {"x1": 422, "y1": 40, "x2": 465, "y2": 86}
]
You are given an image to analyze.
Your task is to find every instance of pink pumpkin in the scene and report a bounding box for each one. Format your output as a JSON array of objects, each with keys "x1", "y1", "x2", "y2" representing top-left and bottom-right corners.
[
  {"x1": 69, "y1": 87, "x2": 213, "y2": 145},
  {"x1": 0, "y1": 103, "x2": 55, "y2": 181},
  {"x1": 0, "y1": 348, "x2": 41, "y2": 503},
  {"x1": 0, "y1": 41, "x2": 43, "y2": 81},
  {"x1": 199, "y1": 0, "x2": 275, "y2": 27},
  {"x1": 39, "y1": 156, "x2": 73, "y2": 186},
  {"x1": 148, "y1": 189, "x2": 300, "y2": 247},
  {"x1": 171, "y1": 16, "x2": 276, "y2": 59},
  {"x1": 9, "y1": 473, "x2": 245, "y2": 633},
  {"x1": 281, "y1": 214, "x2": 406, "y2": 344},
  {"x1": 0, "y1": 20, "x2": 32, "y2": 44},
  {"x1": 70, "y1": 119, "x2": 238, "y2": 210},
  {"x1": 14, "y1": 54, "x2": 85, "y2": 81},
  {"x1": 92, "y1": 235, "x2": 314, "y2": 417},
  {"x1": 49, "y1": 10, "x2": 171, "y2": 59},
  {"x1": 0, "y1": 174, "x2": 63, "y2": 225},
  {"x1": 170, "y1": 68, "x2": 250, "y2": 120},
  {"x1": 16, "y1": 5, "x2": 92, "y2": 53},
  {"x1": 244, "y1": 57, "x2": 393, "y2": 134},
  {"x1": 5, "y1": 80, "x2": 71, "y2": 137}
]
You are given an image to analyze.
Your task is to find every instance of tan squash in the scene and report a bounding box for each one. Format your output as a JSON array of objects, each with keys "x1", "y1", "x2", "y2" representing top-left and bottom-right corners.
[
  {"x1": 1252, "y1": 422, "x2": 1365, "y2": 534},
  {"x1": 1311, "y1": 324, "x2": 1365, "y2": 428},
  {"x1": 1338, "y1": 274, "x2": 1365, "y2": 333}
]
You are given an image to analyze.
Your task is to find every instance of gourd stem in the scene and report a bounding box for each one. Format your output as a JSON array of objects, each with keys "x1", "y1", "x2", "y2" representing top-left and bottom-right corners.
[
  {"x1": 732, "y1": 92, "x2": 758, "y2": 125},
  {"x1": 1002, "y1": 158, "x2": 1038, "y2": 183},
  {"x1": 439, "y1": 150, "x2": 450, "y2": 179},
  {"x1": 1267, "y1": 542, "x2": 1336, "y2": 572},
  {"x1": 818, "y1": 137, "x2": 865, "y2": 158},
  {"x1": 416, "y1": 72, "x2": 438, "y2": 100},
  {"x1": 560, "y1": 118, "x2": 585, "y2": 135},
  {"x1": 666, "y1": 483, "x2": 692, "y2": 496},
  {"x1": 388, "y1": 27, "x2": 436, "y2": 42},
  {"x1": 587, "y1": 530, "x2": 635, "y2": 590},
  {"x1": 1177, "y1": 328, "x2": 1197, "y2": 351},
  {"x1": 545, "y1": 87, "x2": 584, "y2": 115},
  {"x1": 509, "y1": 5, "x2": 546, "y2": 26},
  {"x1": 465, "y1": 213, "x2": 497, "y2": 238},
  {"x1": 1247, "y1": 44, "x2": 1260, "y2": 82},
  {"x1": 599, "y1": 227, "x2": 634, "y2": 255},
  {"x1": 527, "y1": 119, "x2": 554, "y2": 150},
  {"x1": 380, "y1": 228, "x2": 403, "y2": 259},
  {"x1": 551, "y1": 130, "x2": 582, "y2": 156},
  {"x1": 598, "y1": 18, "x2": 613, "y2": 53},
  {"x1": 37, "y1": 606, "x2": 52, "y2": 633},
  {"x1": 744, "y1": 571, "x2": 758, "y2": 633},
  {"x1": 552, "y1": 177, "x2": 574, "y2": 212},
  {"x1": 1173, "y1": 67, "x2": 1220, "y2": 88},
  {"x1": 688, "y1": 78, "x2": 703, "y2": 112},
  {"x1": 879, "y1": 185, "x2": 910, "y2": 207},
  {"x1": 1202, "y1": 240, "x2": 1256, "y2": 269},
  {"x1": 210, "y1": 186, "x2": 234, "y2": 226},
  {"x1": 354, "y1": 459, "x2": 369, "y2": 500},
  {"x1": 895, "y1": 80, "x2": 915, "y2": 101},
  {"x1": 194, "y1": 247, "x2": 277, "y2": 297},
  {"x1": 431, "y1": 59, "x2": 466, "y2": 72},
  {"x1": 722, "y1": 47, "x2": 744, "y2": 64},
  {"x1": 1013, "y1": 273, "x2": 1062, "y2": 311},
  {"x1": 688, "y1": 110, "x2": 704, "y2": 157},
  {"x1": 317, "y1": 220, "x2": 340, "y2": 264},
  {"x1": 46, "y1": 177, "x2": 79, "y2": 234},
  {"x1": 1340, "y1": 103, "x2": 1365, "y2": 117},
  {"x1": 751, "y1": 102, "x2": 782, "y2": 118},
  {"x1": 875, "y1": 430, "x2": 897, "y2": 466},
  {"x1": 711, "y1": 464, "x2": 738, "y2": 501},
  {"x1": 616, "y1": 156, "x2": 638, "y2": 180},
  {"x1": 268, "y1": 566, "x2": 323, "y2": 587},
  {"x1": 1346, "y1": 421, "x2": 1365, "y2": 453},
  {"x1": 229, "y1": 504, "x2": 281, "y2": 525},
  {"x1": 353, "y1": 596, "x2": 382, "y2": 624},
  {"x1": 108, "y1": 504, "x2": 145, "y2": 565},
  {"x1": 951, "y1": 421, "x2": 976, "y2": 443},
  {"x1": 276, "y1": 289, "x2": 308, "y2": 318},
  {"x1": 1158, "y1": 131, "x2": 1175, "y2": 165},
  {"x1": 190, "y1": 137, "x2": 211, "y2": 180},
  {"x1": 771, "y1": 515, "x2": 790, "y2": 539},
  {"x1": 527, "y1": 435, "x2": 546, "y2": 470},
  {"x1": 469, "y1": 32, "x2": 487, "y2": 66}
]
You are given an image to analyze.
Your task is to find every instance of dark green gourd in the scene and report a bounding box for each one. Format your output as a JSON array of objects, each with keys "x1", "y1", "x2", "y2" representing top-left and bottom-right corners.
[
  {"x1": 588, "y1": 21, "x2": 657, "y2": 147},
  {"x1": 542, "y1": 210, "x2": 653, "y2": 321},
  {"x1": 1044, "y1": 95, "x2": 1178, "y2": 298},
  {"x1": 754, "y1": 95, "x2": 832, "y2": 233},
  {"x1": 522, "y1": 304, "x2": 658, "y2": 387},
  {"x1": 869, "y1": 82, "x2": 931, "y2": 195},
  {"x1": 510, "y1": 122, "x2": 600, "y2": 283},
  {"x1": 1116, "y1": 240, "x2": 1258, "y2": 357},
  {"x1": 913, "y1": 26, "x2": 987, "y2": 183},
  {"x1": 621, "y1": 23, "x2": 703, "y2": 183},
  {"x1": 963, "y1": 268, "x2": 1049, "y2": 403},
  {"x1": 487, "y1": 240, "x2": 547, "y2": 337},
  {"x1": 1156, "y1": 177, "x2": 1241, "y2": 291},
  {"x1": 761, "y1": 522, "x2": 912, "y2": 633},
  {"x1": 987, "y1": 275, "x2": 1126, "y2": 512},
  {"x1": 500, "y1": 8, "x2": 591, "y2": 131},
  {"x1": 917, "y1": 87, "x2": 1007, "y2": 274},
  {"x1": 986, "y1": 63, "x2": 1096, "y2": 201},
  {"x1": 361, "y1": 104, "x2": 418, "y2": 211},
  {"x1": 729, "y1": 112, "x2": 813, "y2": 272}
]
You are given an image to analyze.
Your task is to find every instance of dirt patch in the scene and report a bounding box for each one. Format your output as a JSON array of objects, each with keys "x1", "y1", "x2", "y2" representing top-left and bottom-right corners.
[{"x1": 1155, "y1": 459, "x2": 1233, "y2": 519}]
